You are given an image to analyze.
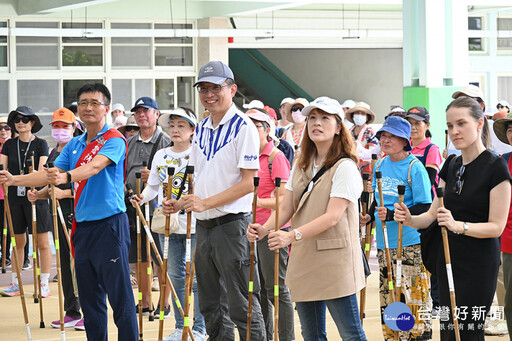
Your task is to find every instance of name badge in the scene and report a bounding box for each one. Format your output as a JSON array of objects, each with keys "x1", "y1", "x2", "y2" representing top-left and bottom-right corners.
[{"x1": 17, "y1": 186, "x2": 26, "y2": 197}]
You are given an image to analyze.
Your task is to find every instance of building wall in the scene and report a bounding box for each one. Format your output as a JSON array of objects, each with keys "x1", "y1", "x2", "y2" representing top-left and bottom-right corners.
[{"x1": 259, "y1": 48, "x2": 403, "y2": 122}]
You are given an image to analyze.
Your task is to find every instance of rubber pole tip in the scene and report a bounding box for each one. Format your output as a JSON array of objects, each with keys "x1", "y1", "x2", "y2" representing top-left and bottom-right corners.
[
  {"x1": 149, "y1": 316, "x2": 154, "y2": 321},
  {"x1": 34, "y1": 298, "x2": 39, "y2": 303},
  {"x1": 1, "y1": 269, "x2": 5, "y2": 273},
  {"x1": 40, "y1": 322, "x2": 45, "y2": 328},
  {"x1": 253, "y1": 177, "x2": 259, "y2": 187}
]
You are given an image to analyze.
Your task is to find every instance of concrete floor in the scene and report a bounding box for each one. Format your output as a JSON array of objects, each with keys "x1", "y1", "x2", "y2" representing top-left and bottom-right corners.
[{"x1": 0, "y1": 251, "x2": 508, "y2": 340}]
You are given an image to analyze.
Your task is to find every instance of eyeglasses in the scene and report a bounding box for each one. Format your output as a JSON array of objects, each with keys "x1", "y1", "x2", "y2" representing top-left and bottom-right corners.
[
  {"x1": 125, "y1": 126, "x2": 140, "y2": 132},
  {"x1": 498, "y1": 104, "x2": 506, "y2": 109},
  {"x1": 78, "y1": 100, "x2": 107, "y2": 108},
  {"x1": 455, "y1": 164, "x2": 465, "y2": 195},
  {"x1": 196, "y1": 84, "x2": 230, "y2": 94},
  {"x1": 0, "y1": 125, "x2": 11, "y2": 131},
  {"x1": 291, "y1": 106, "x2": 303, "y2": 112},
  {"x1": 13, "y1": 116, "x2": 33, "y2": 124}
]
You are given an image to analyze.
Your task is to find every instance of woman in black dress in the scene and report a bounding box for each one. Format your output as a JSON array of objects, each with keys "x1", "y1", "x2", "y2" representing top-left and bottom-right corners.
[{"x1": 394, "y1": 97, "x2": 511, "y2": 340}]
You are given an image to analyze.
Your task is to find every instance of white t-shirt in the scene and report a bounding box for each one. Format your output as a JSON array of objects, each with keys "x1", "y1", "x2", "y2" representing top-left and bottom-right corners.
[
  {"x1": 286, "y1": 160, "x2": 363, "y2": 204},
  {"x1": 190, "y1": 104, "x2": 260, "y2": 220},
  {"x1": 144, "y1": 146, "x2": 196, "y2": 234}
]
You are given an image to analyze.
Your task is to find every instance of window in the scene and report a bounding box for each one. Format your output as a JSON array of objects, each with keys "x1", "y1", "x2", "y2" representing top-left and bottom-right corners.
[
  {"x1": 63, "y1": 79, "x2": 103, "y2": 107},
  {"x1": 135, "y1": 79, "x2": 153, "y2": 100},
  {"x1": 0, "y1": 80, "x2": 8, "y2": 113},
  {"x1": 62, "y1": 22, "x2": 103, "y2": 66},
  {"x1": 18, "y1": 80, "x2": 59, "y2": 112},
  {"x1": 111, "y1": 23, "x2": 151, "y2": 68},
  {"x1": 498, "y1": 18, "x2": 512, "y2": 51},
  {"x1": 177, "y1": 77, "x2": 194, "y2": 109},
  {"x1": 112, "y1": 79, "x2": 132, "y2": 112},
  {"x1": 16, "y1": 22, "x2": 59, "y2": 69},
  {"x1": 155, "y1": 79, "x2": 175, "y2": 110},
  {"x1": 155, "y1": 24, "x2": 193, "y2": 66},
  {"x1": 498, "y1": 77, "x2": 512, "y2": 103},
  {"x1": 468, "y1": 17, "x2": 483, "y2": 52},
  {"x1": 0, "y1": 22, "x2": 7, "y2": 67}
]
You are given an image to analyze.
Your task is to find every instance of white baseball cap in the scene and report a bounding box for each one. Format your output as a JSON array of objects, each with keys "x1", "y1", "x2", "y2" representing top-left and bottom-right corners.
[
  {"x1": 243, "y1": 100, "x2": 265, "y2": 110},
  {"x1": 302, "y1": 97, "x2": 344, "y2": 120}
]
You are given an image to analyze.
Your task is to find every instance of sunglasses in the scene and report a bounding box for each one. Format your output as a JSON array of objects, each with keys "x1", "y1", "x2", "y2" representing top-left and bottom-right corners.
[
  {"x1": 13, "y1": 116, "x2": 33, "y2": 124},
  {"x1": 454, "y1": 164, "x2": 465, "y2": 195},
  {"x1": 291, "y1": 106, "x2": 303, "y2": 112},
  {"x1": 0, "y1": 125, "x2": 11, "y2": 131},
  {"x1": 125, "y1": 126, "x2": 140, "y2": 132}
]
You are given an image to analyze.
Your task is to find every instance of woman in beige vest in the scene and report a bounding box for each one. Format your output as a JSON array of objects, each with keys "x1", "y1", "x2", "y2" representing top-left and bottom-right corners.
[{"x1": 248, "y1": 96, "x2": 367, "y2": 340}]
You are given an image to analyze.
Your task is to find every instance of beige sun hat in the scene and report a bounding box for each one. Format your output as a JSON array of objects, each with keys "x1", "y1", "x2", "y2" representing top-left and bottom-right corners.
[
  {"x1": 493, "y1": 118, "x2": 512, "y2": 145},
  {"x1": 285, "y1": 98, "x2": 310, "y2": 117},
  {"x1": 117, "y1": 115, "x2": 139, "y2": 135},
  {"x1": 346, "y1": 102, "x2": 375, "y2": 124}
]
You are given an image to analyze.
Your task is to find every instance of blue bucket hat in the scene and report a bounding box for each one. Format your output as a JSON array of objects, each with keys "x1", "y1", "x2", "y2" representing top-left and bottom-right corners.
[{"x1": 376, "y1": 116, "x2": 412, "y2": 151}]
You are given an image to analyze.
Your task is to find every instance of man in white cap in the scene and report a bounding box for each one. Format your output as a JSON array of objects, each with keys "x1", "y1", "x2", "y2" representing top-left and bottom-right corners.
[
  {"x1": 243, "y1": 99, "x2": 265, "y2": 110},
  {"x1": 341, "y1": 99, "x2": 356, "y2": 130},
  {"x1": 162, "y1": 60, "x2": 265, "y2": 341},
  {"x1": 277, "y1": 97, "x2": 294, "y2": 130}
]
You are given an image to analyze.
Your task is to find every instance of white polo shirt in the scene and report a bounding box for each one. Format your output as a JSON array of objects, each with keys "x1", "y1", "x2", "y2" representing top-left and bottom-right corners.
[{"x1": 191, "y1": 104, "x2": 260, "y2": 220}]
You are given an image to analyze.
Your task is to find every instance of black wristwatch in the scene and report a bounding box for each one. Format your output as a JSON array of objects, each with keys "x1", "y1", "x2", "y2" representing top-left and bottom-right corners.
[{"x1": 66, "y1": 171, "x2": 72, "y2": 184}]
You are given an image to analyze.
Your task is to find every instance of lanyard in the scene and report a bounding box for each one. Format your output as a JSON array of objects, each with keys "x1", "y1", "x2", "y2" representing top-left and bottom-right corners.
[{"x1": 17, "y1": 135, "x2": 33, "y2": 175}]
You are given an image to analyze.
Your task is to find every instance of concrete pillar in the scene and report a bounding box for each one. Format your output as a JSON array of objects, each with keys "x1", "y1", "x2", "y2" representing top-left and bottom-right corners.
[{"x1": 196, "y1": 18, "x2": 230, "y2": 70}]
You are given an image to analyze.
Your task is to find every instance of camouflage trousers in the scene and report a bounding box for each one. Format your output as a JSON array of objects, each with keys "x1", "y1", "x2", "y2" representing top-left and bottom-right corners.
[{"x1": 378, "y1": 244, "x2": 432, "y2": 340}]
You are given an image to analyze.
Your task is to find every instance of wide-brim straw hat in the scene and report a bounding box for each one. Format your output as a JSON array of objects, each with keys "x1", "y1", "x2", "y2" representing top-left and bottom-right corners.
[
  {"x1": 493, "y1": 118, "x2": 512, "y2": 145},
  {"x1": 346, "y1": 102, "x2": 375, "y2": 124},
  {"x1": 8, "y1": 106, "x2": 42, "y2": 133},
  {"x1": 117, "y1": 115, "x2": 139, "y2": 135}
]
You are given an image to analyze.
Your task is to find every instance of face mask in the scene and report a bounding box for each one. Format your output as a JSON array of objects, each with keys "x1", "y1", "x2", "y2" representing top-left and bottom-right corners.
[
  {"x1": 353, "y1": 114, "x2": 367, "y2": 126},
  {"x1": 52, "y1": 128, "x2": 73, "y2": 143},
  {"x1": 291, "y1": 110, "x2": 306, "y2": 123}
]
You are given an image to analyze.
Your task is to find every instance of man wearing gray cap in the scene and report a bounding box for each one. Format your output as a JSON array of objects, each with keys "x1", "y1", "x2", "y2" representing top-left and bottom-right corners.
[{"x1": 162, "y1": 60, "x2": 265, "y2": 340}]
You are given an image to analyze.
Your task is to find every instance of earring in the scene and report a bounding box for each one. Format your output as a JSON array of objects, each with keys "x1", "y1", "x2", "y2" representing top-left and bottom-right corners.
[{"x1": 336, "y1": 131, "x2": 340, "y2": 135}]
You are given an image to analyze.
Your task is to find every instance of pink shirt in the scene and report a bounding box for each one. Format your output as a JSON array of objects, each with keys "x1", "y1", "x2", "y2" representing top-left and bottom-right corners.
[
  {"x1": 255, "y1": 141, "x2": 290, "y2": 228},
  {"x1": 410, "y1": 138, "x2": 442, "y2": 168}
]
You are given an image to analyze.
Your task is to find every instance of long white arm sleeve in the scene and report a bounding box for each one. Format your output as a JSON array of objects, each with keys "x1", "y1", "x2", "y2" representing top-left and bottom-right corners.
[{"x1": 140, "y1": 183, "x2": 160, "y2": 205}]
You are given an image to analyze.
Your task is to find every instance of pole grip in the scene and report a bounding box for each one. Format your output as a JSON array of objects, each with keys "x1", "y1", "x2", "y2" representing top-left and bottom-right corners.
[
  {"x1": 254, "y1": 177, "x2": 259, "y2": 187},
  {"x1": 397, "y1": 185, "x2": 406, "y2": 196},
  {"x1": 275, "y1": 177, "x2": 281, "y2": 187}
]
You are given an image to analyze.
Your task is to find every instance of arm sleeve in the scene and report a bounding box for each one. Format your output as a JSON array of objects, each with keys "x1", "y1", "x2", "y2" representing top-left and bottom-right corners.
[
  {"x1": 426, "y1": 166, "x2": 438, "y2": 187},
  {"x1": 140, "y1": 183, "x2": 159, "y2": 205},
  {"x1": 409, "y1": 203, "x2": 431, "y2": 216}
]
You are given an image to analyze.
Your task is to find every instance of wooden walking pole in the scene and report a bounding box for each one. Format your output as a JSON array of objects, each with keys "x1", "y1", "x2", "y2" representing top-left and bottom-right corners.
[
  {"x1": 142, "y1": 162, "x2": 155, "y2": 322},
  {"x1": 27, "y1": 158, "x2": 44, "y2": 328},
  {"x1": 2, "y1": 207, "x2": 6, "y2": 273},
  {"x1": 1, "y1": 165, "x2": 32, "y2": 340},
  {"x1": 359, "y1": 173, "x2": 370, "y2": 324},
  {"x1": 445, "y1": 130, "x2": 448, "y2": 150},
  {"x1": 246, "y1": 176, "x2": 259, "y2": 341},
  {"x1": 376, "y1": 171, "x2": 398, "y2": 341},
  {"x1": 47, "y1": 162, "x2": 66, "y2": 341},
  {"x1": 182, "y1": 166, "x2": 195, "y2": 341},
  {"x1": 55, "y1": 200, "x2": 78, "y2": 298},
  {"x1": 135, "y1": 172, "x2": 145, "y2": 339},
  {"x1": 273, "y1": 177, "x2": 281, "y2": 341},
  {"x1": 395, "y1": 185, "x2": 406, "y2": 301},
  {"x1": 436, "y1": 187, "x2": 461, "y2": 341},
  {"x1": 158, "y1": 166, "x2": 174, "y2": 341},
  {"x1": 126, "y1": 184, "x2": 195, "y2": 341}
]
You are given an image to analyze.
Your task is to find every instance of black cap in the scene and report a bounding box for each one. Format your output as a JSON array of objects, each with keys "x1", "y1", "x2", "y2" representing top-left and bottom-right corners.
[
  {"x1": 168, "y1": 167, "x2": 175, "y2": 176},
  {"x1": 254, "y1": 177, "x2": 259, "y2": 187},
  {"x1": 275, "y1": 177, "x2": 281, "y2": 187},
  {"x1": 397, "y1": 185, "x2": 406, "y2": 195},
  {"x1": 436, "y1": 187, "x2": 444, "y2": 198},
  {"x1": 405, "y1": 106, "x2": 430, "y2": 123}
]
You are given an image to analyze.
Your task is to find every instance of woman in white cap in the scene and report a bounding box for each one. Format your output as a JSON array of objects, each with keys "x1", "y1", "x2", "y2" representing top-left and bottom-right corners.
[
  {"x1": 0, "y1": 107, "x2": 52, "y2": 298},
  {"x1": 135, "y1": 107, "x2": 206, "y2": 341},
  {"x1": 245, "y1": 107, "x2": 294, "y2": 341},
  {"x1": 248, "y1": 96, "x2": 367, "y2": 340},
  {"x1": 281, "y1": 98, "x2": 310, "y2": 152}
]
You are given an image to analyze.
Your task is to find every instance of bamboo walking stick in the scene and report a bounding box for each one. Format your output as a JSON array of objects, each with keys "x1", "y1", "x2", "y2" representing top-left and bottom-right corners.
[
  {"x1": 55, "y1": 200, "x2": 78, "y2": 298},
  {"x1": 27, "y1": 158, "x2": 44, "y2": 328},
  {"x1": 436, "y1": 187, "x2": 461, "y2": 341},
  {"x1": 376, "y1": 171, "x2": 398, "y2": 341},
  {"x1": 135, "y1": 172, "x2": 145, "y2": 338},
  {"x1": 142, "y1": 162, "x2": 155, "y2": 322},
  {"x1": 445, "y1": 130, "x2": 448, "y2": 150},
  {"x1": 1, "y1": 165, "x2": 32, "y2": 340},
  {"x1": 2, "y1": 206, "x2": 6, "y2": 273},
  {"x1": 126, "y1": 184, "x2": 195, "y2": 341},
  {"x1": 182, "y1": 166, "x2": 195, "y2": 341},
  {"x1": 273, "y1": 177, "x2": 281, "y2": 341},
  {"x1": 359, "y1": 173, "x2": 370, "y2": 324},
  {"x1": 47, "y1": 162, "x2": 66, "y2": 341},
  {"x1": 26, "y1": 158, "x2": 40, "y2": 305},
  {"x1": 246, "y1": 176, "x2": 259, "y2": 341},
  {"x1": 158, "y1": 166, "x2": 174, "y2": 341},
  {"x1": 395, "y1": 185, "x2": 406, "y2": 302}
]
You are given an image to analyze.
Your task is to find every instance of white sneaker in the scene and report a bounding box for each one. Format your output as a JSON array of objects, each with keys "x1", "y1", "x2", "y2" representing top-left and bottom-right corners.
[
  {"x1": 163, "y1": 329, "x2": 183, "y2": 341},
  {"x1": 40, "y1": 282, "x2": 51, "y2": 298},
  {"x1": 192, "y1": 330, "x2": 206, "y2": 341},
  {"x1": 485, "y1": 319, "x2": 508, "y2": 336}
]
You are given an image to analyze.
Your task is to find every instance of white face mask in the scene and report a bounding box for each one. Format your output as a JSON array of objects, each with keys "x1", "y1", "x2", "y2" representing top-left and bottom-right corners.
[
  {"x1": 353, "y1": 114, "x2": 367, "y2": 126},
  {"x1": 291, "y1": 110, "x2": 306, "y2": 123}
]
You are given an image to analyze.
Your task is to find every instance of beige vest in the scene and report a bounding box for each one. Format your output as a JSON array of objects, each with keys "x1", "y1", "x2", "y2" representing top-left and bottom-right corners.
[{"x1": 286, "y1": 158, "x2": 365, "y2": 302}]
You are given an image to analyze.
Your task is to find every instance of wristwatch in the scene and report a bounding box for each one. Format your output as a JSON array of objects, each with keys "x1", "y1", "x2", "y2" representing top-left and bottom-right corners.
[
  {"x1": 462, "y1": 222, "x2": 469, "y2": 235},
  {"x1": 66, "y1": 171, "x2": 72, "y2": 184},
  {"x1": 294, "y1": 229, "x2": 303, "y2": 241}
]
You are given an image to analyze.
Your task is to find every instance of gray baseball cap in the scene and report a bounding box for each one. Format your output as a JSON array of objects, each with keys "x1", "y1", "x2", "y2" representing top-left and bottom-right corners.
[{"x1": 193, "y1": 61, "x2": 234, "y2": 86}]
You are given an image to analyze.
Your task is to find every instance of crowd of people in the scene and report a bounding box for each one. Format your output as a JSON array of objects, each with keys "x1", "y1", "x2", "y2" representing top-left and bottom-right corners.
[{"x1": 0, "y1": 60, "x2": 511, "y2": 341}]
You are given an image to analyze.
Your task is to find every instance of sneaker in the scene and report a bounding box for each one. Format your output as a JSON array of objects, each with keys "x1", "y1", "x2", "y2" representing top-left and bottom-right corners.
[
  {"x1": 163, "y1": 329, "x2": 183, "y2": 341},
  {"x1": 74, "y1": 318, "x2": 85, "y2": 331},
  {"x1": 0, "y1": 283, "x2": 20, "y2": 297},
  {"x1": 192, "y1": 330, "x2": 206, "y2": 341},
  {"x1": 52, "y1": 274, "x2": 58, "y2": 282},
  {"x1": 154, "y1": 304, "x2": 171, "y2": 319},
  {"x1": 485, "y1": 318, "x2": 508, "y2": 336},
  {"x1": 40, "y1": 283, "x2": 51, "y2": 298},
  {"x1": 22, "y1": 261, "x2": 31, "y2": 270},
  {"x1": 152, "y1": 277, "x2": 160, "y2": 291},
  {"x1": 1, "y1": 258, "x2": 11, "y2": 268},
  {"x1": 51, "y1": 316, "x2": 81, "y2": 329},
  {"x1": 135, "y1": 304, "x2": 153, "y2": 316}
]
